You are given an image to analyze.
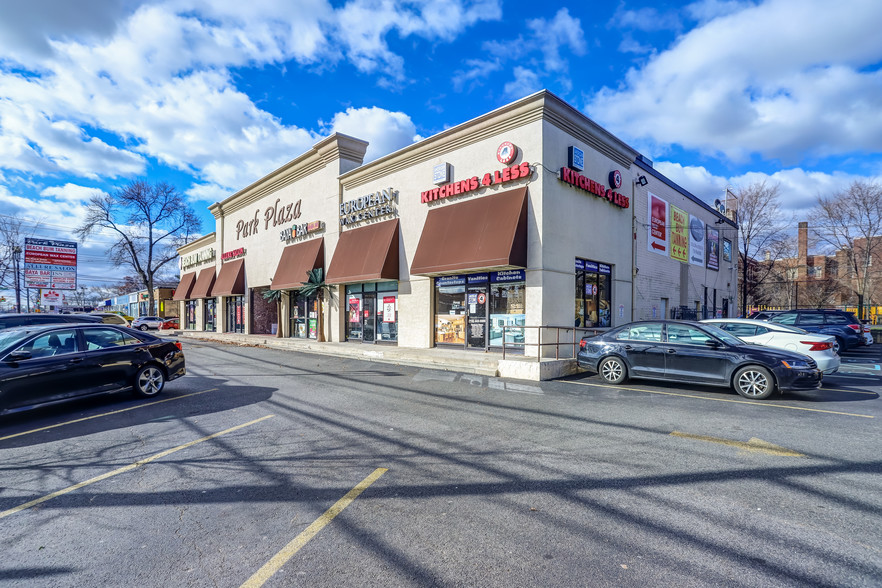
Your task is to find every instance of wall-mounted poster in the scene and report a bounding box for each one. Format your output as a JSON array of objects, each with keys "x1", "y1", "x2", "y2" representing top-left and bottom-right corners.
[
  {"x1": 648, "y1": 193, "x2": 668, "y2": 256},
  {"x1": 722, "y1": 238, "x2": 732, "y2": 262},
  {"x1": 669, "y1": 205, "x2": 688, "y2": 263},
  {"x1": 689, "y1": 216, "x2": 705, "y2": 267},
  {"x1": 707, "y1": 228, "x2": 720, "y2": 270}
]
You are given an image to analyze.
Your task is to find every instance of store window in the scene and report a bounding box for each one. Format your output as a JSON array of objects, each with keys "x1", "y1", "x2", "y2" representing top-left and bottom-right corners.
[
  {"x1": 185, "y1": 300, "x2": 197, "y2": 330},
  {"x1": 226, "y1": 296, "x2": 245, "y2": 333},
  {"x1": 574, "y1": 259, "x2": 612, "y2": 328},
  {"x1": 434, "y1": 270, "x2": 526, "y2": 349},
  {"x1": 204, "y1": 298, "x2": 217, "y2": 331},
  {"x1": 289, "y1": 291, "x2": 318, "y2": 339},
  {"x1": 345, "y1": 283, "x2": 398, "y2": 343}
]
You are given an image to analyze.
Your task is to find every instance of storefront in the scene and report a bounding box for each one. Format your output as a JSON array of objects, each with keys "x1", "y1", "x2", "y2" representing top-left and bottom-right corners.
[{"x1": 175, "y1": 90, "x2": 737, "y2": 354}]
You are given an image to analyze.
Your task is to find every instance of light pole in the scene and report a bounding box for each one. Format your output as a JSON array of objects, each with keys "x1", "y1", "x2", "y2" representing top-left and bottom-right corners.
[{"x1": 12, "y1": 245, "x2": 22, "y2": 313}]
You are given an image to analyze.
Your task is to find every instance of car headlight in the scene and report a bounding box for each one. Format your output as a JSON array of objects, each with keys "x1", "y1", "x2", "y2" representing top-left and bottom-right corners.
[{"x1": 781, "y1": 359, "x2": 811, "y2": 370}]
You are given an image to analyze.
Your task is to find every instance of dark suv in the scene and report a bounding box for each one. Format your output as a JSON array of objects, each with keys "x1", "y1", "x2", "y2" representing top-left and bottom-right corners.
[
  {"x1": 769, "y1": 310, "x2": 865, "y2": 351},
  {"x1": 0, "y1": 313, "x2": 102, "y2": 330}
]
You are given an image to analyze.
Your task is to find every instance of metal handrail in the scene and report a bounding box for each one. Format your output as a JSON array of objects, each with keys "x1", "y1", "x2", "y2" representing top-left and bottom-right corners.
[{"x1": 501, "y1": 325, "x2": 606, "y2": 361}]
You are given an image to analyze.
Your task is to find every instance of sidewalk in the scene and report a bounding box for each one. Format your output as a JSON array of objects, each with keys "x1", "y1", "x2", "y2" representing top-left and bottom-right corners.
[{"x1": 170, "y1": 330, "x2": 581, "y2": 381}]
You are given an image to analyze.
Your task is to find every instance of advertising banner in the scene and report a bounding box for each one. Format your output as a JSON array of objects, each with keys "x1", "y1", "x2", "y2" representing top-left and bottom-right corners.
[
  {"x1": 24, "y1": 238, "x2": 77, "y2": 290},
  {"x1": 383, "y1": 296, "x2": 396, "y2": 322},
  {"x1": 669, "y1": 205, "x2": 689, "y2": 263},
  {"x1": 41, "y1": 290, "x2": 65, "y2": 305},
  {"x1": 647, "y1": 193, "x2": 668, "y2": 255},
  {"x1": 722, "y1": 238, "x2": 733, "y2": 263},
  {"x1": 707, "y1": 228, "x2": 720, "y2": 270},
  {"x1": 689, "y1": 216, "x2": 705, "y2": 267}
]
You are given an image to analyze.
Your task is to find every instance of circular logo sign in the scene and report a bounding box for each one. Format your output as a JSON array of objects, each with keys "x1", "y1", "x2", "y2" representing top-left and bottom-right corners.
[
  {"x1": 477, "y1": 293, "x2": 486, "y2": 304},
  {"x1": 496, "y1": 142, "x2": 518, "y2": 165},
  {"x1": 609, "y1": 170, "x2": 622, "y2": 189},
  {"x1": 689, "y1": 216, "x2": 705, "y2": 241}
]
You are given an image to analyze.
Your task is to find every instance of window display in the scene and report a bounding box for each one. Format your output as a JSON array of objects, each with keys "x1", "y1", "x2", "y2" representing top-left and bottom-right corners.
[
  {"x1": 575, "y1": 259, "x2": 612, "y2": 328},
  {"x1": 226, "y1": 295, "x2": 245, "y2": 333},
  {"x1": 345, "y1": 283, "x2": 398, "y2": 343},
  {"x1": 435, "y1": 271, "x2": 525, "y2": 348}
]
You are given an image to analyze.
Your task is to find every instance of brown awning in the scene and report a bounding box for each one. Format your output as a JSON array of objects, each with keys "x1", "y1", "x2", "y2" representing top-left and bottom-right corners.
[
  {"x1": 172, "y1": 272, "x2": 196, "y2": 301},
  {"x1": 213, "y1": 258, "x2": 246, "y2": 296},
  {"x1": 270, "y1": 238, "x2": 324, "y2": 290},
  {"x1": 326, "y1": 219, "x2": 399, "y2": 284},
  {"x1": 190, "y1": 267, "x2": 217, "y2": 298},
  {"x1": 410, "y1": 187, "x2": 528, "y2": 275}
]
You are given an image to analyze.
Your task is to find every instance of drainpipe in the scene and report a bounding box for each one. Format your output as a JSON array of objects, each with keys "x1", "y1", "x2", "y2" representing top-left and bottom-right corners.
[{"x1": 631, "y1": 177, "x2": 637, "y2": 322}]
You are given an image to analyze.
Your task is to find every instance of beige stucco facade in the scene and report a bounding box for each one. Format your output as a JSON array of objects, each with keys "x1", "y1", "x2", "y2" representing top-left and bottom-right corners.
[{"x1": 176, "y1": 90, "x2": 738, "y2": 354}]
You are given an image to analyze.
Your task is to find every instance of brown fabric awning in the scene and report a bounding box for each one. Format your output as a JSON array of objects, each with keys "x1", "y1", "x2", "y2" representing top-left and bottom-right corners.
[
  {"x1": 326, "y1": 219, "x2": 399, "y2": 284},
  {"x1": 213, "y1": 258, "x2": 246, "y2": 296},
  {"x1": 172, "y1": 272, "x2": 196, "y2": 301},
  {"x1": 270, "y1": 238, "x2": 324, "y2": 290},
  {"x1": 190, "y1": 267, "x2": 217, "y2": 298},
  {"x1": 410, "y1": 187, "x2": 528, "y2": 275}
]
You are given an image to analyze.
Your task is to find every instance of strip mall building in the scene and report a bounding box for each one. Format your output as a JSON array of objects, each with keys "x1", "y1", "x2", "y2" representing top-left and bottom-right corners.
[{"x1": 175, "y1": 90, "x2": 739, "y2": 354}]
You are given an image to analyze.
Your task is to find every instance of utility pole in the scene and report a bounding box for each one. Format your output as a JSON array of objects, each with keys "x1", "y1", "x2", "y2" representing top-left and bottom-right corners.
[{"x1": 12, "y1": 245, "x2": 22, "y2": 313}]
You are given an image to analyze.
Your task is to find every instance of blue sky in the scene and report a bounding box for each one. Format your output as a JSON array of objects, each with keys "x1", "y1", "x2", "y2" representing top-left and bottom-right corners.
[{"x1": 1, "y1": 0, "x2": 881, "y2": 291}]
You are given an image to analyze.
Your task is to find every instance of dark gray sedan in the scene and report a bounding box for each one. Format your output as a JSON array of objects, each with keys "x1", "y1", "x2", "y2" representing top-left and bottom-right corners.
[
  {"x1": 577, "y1": 320, "x2": 822, "y2": 399},
  {"x1": 0, "y1": 323, "x2": 186, "y2": 414}
]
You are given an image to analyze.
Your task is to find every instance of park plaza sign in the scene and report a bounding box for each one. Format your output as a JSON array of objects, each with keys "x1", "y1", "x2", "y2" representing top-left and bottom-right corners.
[{"x1": 236, "y1": 198, "x2": 303, "y2": 240}]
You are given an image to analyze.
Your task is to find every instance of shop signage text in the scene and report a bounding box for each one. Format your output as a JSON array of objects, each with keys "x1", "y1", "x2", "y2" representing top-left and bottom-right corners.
[
  {"x1": 435, "y1": 270, "x2": 526, "y2": 287},
  {"x1": 560, "y1": 168, "x2": 629, "y2": 209},
  {"x1": 181, "y1": 247, "x2": 216, "y2": 270},
  {"x1": 280, "y1": 220, "x2": 325, "y2": 241},
  {"x1": 221, "y1": 247, "x2": 246, "y2": 261},
  {"x1": 236, "y1": 198, "x2": 303, "y2": 240},
  {"x1": 340, "y1": 189, "x2": 398, "y2": 225},
  {"x1": 575, "y1": 258, "x2": 612, "y2": 275},
  {"x1": 421, "y1": 162, "x2": 531, "y2": 203}
]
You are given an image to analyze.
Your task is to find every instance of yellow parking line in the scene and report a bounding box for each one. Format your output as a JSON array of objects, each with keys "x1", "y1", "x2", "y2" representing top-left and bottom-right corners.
[
  {"x1": 0, "y1": 389, "x2": 217, "y2": 442},
  {"x1": 570, "y1": 381, "x2": 874, "y2": 418},
  {"x1": 670, "y1": 431, "x2": 805, "y2": 457},
  {"x1": 240, "y1": 467, "x2": 388, "y2": 588},
  {"x1": 0, "y1": 414, "x2": 274, "y2": 520}
]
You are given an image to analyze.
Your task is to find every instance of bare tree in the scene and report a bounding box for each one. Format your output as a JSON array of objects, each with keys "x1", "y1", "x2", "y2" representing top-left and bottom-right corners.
[
  {"x1": 0, "y1": 216, "x2": 42, "y2": 311},
  {"x1": 76, "y1": 181, "x2": 201, "y2": 315},
  {"x1": 809, "y1": 180, "x2": 882, "y2": 318},
  {"x1": 734, "y1": 181, "x2": 793, "y2": 315}
]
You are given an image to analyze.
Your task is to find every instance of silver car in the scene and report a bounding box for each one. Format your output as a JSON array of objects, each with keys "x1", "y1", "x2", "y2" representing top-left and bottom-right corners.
[{"x1": 131, "y1": 316, "x2": 166, "y2": 331}]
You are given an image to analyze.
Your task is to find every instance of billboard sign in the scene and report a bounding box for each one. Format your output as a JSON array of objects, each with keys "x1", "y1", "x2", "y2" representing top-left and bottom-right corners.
[
  {"x1": 647, "y1": 193, "x2": 668, "y2": 255},
  {"x1": 24, "y1": 238, "x2": 77, "y2": 290}
]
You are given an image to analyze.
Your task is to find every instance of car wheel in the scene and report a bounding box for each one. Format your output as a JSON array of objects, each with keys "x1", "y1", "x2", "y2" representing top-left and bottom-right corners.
[
  {"x1": 733, "y1": 365, "x2": 775, "y2": 400},
  {"x1": 139, "y1": 324, "x2": 149, "y2": 331},
  {"x1": 598, "y1": 356, "x2": 627, "y2": 385},
  {"x1": 833, "y1": 337, "x2": 843, "y2": 355},
  {"x1": 134, "y1": 365, "x2": 165, "y2": 397}
]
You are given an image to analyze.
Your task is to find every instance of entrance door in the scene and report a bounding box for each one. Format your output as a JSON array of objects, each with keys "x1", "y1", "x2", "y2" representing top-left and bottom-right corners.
[
  {"x1": 466, "y1": 285, "x2": 488, "y2": 349},
  {"x1": 363, "y1": 293, "x2": 376, "y2": 343}
]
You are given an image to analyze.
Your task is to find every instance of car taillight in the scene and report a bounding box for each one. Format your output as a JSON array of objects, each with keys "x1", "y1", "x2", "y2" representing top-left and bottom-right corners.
[
  {"x1": 579, "y1": 339, "x2": 587, "y2": 349},
  {"x1": 848, "y1": 324, "x2": 861, "y2": 333},
  {"x1": 801, "y1": 341, "x2": 832, "y2": 351},
  {"x1": 174, "y1": 341, "x2": 182, "y2": 351}
]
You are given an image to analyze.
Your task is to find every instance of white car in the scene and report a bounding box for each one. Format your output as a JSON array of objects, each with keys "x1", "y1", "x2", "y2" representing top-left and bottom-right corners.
[
  {"x1": 702, "y1": 318, "x2": 840, "y2": 374},
  {"x1": 131, "y1": 316, "x2": 166, "y2": 331},
  {"x1": 863, "y1": 324, "x2": 873, "y2": 346}
]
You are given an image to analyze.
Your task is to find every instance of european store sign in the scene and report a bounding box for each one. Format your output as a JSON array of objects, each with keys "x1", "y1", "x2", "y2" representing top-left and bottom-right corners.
[{"x1": 339, "y1": 189, "x2": 397, "y2": 226}]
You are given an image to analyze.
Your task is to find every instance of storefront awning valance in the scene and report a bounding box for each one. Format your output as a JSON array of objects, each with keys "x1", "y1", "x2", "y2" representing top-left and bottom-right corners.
[
  {"x1": 172, "y1": 272, "x2": 197, "y2": 301},
  {"x1": 271, "y1": 238, "x2": 324, "y2": 290},
  {"x1": 326, "y1": 219, "x2": 399, "y2": 284},
  {"x1": 190, "y1": 267, "x2": 217, "y2": 298},
  {"x1": 410, "y1": 187, "x2": 528, "y2": 276},
  {"x1": 213, "y1": 258, "x2": 246, "y2": 296}
]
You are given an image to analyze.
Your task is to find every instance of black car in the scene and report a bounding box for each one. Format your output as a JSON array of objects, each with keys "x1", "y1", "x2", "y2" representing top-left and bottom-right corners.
[
  {"x1": 0, "y1": 323, "x2": 186, "y2": 415},
  {"x1": 577, "y1": 320, "x2": 822, "y2": 400},
  {"x1": 767, "y1": 309, "x2": 864, "y2": 351},
  {"x1": 746, "y1": 310, "x2": 784, "y2": 320},
  {"x1": 0, "y1": 313, "x2": 102, "y2": 330}
]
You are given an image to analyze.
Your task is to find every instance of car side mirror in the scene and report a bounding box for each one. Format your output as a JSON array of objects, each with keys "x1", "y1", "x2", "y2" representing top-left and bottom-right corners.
[
  {"x1": 6, "y1": 350, "x2": 32, "y2": 362},
  {"x1": 704, "y1": 339, "x2": 721, "y2": 349}
]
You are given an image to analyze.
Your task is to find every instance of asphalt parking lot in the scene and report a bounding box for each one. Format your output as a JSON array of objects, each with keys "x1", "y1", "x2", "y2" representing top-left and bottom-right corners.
[{"x1": 2, "y1": 341, "x2": 881, "y2": 587}]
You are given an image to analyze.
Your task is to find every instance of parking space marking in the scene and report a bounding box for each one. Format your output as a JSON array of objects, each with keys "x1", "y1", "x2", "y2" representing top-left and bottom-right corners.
[
  {"x1": 0, "y1": 389, "x2": 217, "y2": 442},
  {"x1": 0, "y1": 414, "x2": 274, "y2": 520},
  {"x1": 240, "y1": 467, "x2": 388, "y2": 588},
  {"x1": 670, "y1": 431, "x2": 805, "y2": 457},
  {"x1": 569, "y1": 381, "x2": 874, "y2": 418}
]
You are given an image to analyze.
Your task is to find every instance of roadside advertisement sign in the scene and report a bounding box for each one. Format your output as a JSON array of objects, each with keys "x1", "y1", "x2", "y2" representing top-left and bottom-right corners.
[
  {"x1": 41, "y1": 290, "x2": 64, "y2": 305},
  {"x1": 647, "y1": 193, "x2": 668, "y2": 255},
  {"x1": 689, "y1": 217, "x2": 705, "y2": 267},
  {"x1": 669, "y1": 205, "x2": 689, "y2": 263},
  {"x1": 24, "y1": 238, "x2": 77, "y2": 290},
  {"x1": 707, "y1": 228, "x2": 720, "y2": 270}
]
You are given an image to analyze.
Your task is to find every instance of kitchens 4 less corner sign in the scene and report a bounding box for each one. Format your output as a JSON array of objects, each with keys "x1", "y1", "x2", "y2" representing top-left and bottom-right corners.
[
  {"x1": 559, "y1": 168, "x2": 630, "y2": 209},
  {"x1": 420, "y1": 162, "x2": 531, "y2": 203}
]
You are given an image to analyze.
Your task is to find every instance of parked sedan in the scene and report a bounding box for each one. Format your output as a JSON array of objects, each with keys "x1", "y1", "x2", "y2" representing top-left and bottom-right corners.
[
  {"x1": 702, "y1": 318, "x2": 840, "y2": 374},
  {"x1": 131, "y1": 316, "x2": 166, "y2": 331},
  {"x1": 577, "y1": 320, "x2": 822, "y2": 400},
  {"x1": 0, "y1": 324, "x2": 186, "y2": 414}
]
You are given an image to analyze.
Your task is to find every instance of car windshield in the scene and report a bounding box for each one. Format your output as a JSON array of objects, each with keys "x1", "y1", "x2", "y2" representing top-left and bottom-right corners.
[
  {"x1": 769, "y1": 323, "x2": 807, "y2": 334},
  {"x1": 0, "y1": 328, "x2": 37, "y2": 353},
  {"x1": 698, "y1": 323, "x2": 746, "y2": 346}
]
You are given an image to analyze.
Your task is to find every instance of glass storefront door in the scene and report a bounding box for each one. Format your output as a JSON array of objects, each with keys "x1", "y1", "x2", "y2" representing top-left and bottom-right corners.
[
  {"x1": 226, "y1": 296, "x2": 245, "y2": 333},
  {"x1": 185, "y1": 300, "x2": 197, "y2": 330},
  {"x1": 363, "y1": 293, "x2": 376, "y2": 342},
  {"x1": 289, "y1": 291, "x2": 317, "y2": 339},
  {"x1": 466, "y1": 285, "x2": 487, "y2": 349},
  {"x1": 346, "y1": 283, "x2": 398, "y2": 344},
  {"x1": 204, "y1": 298, "x2": 217, "y2": 331}
]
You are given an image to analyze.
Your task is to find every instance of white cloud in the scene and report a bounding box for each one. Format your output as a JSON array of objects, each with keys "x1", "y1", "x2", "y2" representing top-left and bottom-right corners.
[
  {"x1": 527, "y1": 9, "x2": 586, "y2": 73},
  {"x1": 503, "y1": 67, "x2": 542, "y2": 100},
  {"x1": 323, "y1": 106, "x2": 420, "y2": 163},
  {"x1": 590, "y1": 0, "x2": 882, "y2": 165},
  {"x1": 685, "y1": 0, "x2": 752, "y2": 23},
  {"x1": 611, "y1": 5, "x2": 681, "y2": 32}
]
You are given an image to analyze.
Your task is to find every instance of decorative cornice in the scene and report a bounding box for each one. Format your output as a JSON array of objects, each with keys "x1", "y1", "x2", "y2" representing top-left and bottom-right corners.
[{"x1": 176, "y1": 232, "x2": 217, "y2": 255}]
